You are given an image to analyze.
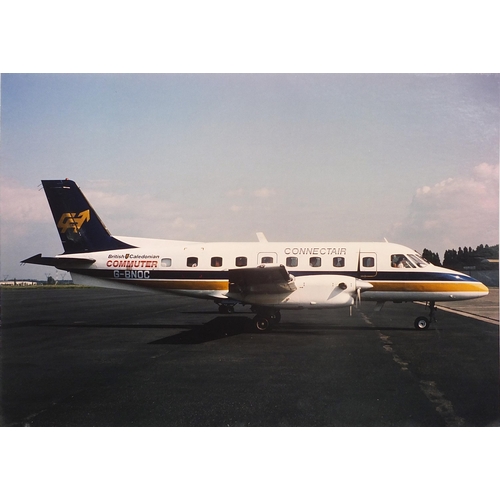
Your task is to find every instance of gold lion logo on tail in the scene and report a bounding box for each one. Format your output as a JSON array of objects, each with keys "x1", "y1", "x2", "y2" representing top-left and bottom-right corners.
[{"x1": 57, "y1": 210, "x2": 90, "y2": 233}]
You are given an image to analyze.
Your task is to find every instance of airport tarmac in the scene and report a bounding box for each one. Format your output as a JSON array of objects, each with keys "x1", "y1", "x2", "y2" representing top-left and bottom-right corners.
[
  {"x1": 1, "y1": 287, "x2": 498, "y2": 426},
  {"x1": 433, "y1": 287, "x2": 499, "y2": 322}
]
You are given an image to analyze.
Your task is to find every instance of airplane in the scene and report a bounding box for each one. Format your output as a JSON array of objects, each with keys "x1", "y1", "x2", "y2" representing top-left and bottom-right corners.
[{"x1": 22, "y1": 179, "x2": 489, "y2": 332}]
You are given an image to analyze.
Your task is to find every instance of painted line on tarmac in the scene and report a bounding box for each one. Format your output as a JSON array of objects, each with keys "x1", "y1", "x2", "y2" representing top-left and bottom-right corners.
[
  {"x1": 434, "y1": 305, "x2": 499, "y2": 326},
  {"x1": 418, "y1": 380, "x2": 465, "y2": 426},
  {"x1": 361, "y1": 312, "x2": 465, "y2": 426},
  {"x1": 415, "y1": 302, "x2": 499, "y2": 326}
]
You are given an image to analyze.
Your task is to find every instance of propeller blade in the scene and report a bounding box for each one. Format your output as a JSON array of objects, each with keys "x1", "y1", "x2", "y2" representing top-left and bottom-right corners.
[{"x1": 354, "y1": 279, "x2": 372, "y2": 308}]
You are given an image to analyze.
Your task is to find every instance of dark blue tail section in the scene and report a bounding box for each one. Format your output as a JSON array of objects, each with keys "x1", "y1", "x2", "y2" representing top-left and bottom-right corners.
[{"x1": 42, "y1": 179, "x2": 135, "y2": 254}]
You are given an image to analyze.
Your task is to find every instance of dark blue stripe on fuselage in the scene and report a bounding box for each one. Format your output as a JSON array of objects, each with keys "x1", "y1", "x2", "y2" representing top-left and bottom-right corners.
[
  {"x1": 70, "y1": 268, "x2": 479, "y2": 283},
  {"x1": 291, "y1": 270, "x2": 479, "y2": 282}
]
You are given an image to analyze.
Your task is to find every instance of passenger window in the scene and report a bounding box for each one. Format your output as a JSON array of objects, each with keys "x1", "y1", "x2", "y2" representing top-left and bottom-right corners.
[
  {"x1": 286, "y1": 257, "x2": 298, "y2": 267},
  {"x1": 362, "y1": 257, "x2": 375, "y2": 268},
  {"x1": 187, "y1": 257, "x2": 198, "y2": 267},
  {"x1": 333, "y1": 257, "x2": 345, "y2": 268},
  {"x1": 261, "y1": 256, "x2": 274, "y2": 264},
  {"x1": 235, "y1": 256, "x2": 247, "y2": 267},
  {"x1": 161, "y1": 258, "x2": 172, "y2": 267},
  {"x1": 391, "y1": 254, "x2": 415, "y2": 268},
  {"x1": 309, "y1": 257, "x2": 321, "y2": 267},
  {"x1": 211, "y1": 257, "x2": 223, "y2": 267}
]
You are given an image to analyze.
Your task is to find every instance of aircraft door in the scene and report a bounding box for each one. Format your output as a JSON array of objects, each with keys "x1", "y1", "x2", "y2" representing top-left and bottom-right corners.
[
  {"x1": 258, "y1": 252, "x2": 278, "y2": 265},
  {"x1": 359, "y1": 252, "x2": 377, "y2": 277}
]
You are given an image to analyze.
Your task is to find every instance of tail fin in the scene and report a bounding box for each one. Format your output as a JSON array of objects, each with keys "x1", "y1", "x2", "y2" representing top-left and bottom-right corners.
[{"x1": 42, "y1": 179, "x2": 135, "y2": 254}]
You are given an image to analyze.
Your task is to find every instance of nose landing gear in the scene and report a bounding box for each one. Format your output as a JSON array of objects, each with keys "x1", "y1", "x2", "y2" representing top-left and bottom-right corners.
[{"x1": 414, "y1": 301, "x2": 437, "y2": 330}]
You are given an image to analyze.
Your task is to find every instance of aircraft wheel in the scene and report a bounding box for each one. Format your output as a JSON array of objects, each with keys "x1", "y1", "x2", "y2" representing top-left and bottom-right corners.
[
  {"x1": 254, "y1": 315, "x2": 273, "y2": 332},
  {"x1": 414, "y1": 316, "x2": 430, "y2": 330},
  {"x1": 270, "y1": 311, "x2": 281, "y2": 323}
]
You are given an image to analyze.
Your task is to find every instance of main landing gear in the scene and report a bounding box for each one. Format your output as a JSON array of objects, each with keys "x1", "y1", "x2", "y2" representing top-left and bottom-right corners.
[
  {"x1": 215, "y1": 301, "x2": 280, "y2": 332},
  {"x1": 414, "y1": 301, "x2": 437, "y2": 330},
  {"x1": 215, "y1": 300, "x2": 238, "y2": 314},
  {"x1": 218, "y1": 303, "x2": 235, "y2": 314},
  {"x1": 252, "y1": 308, "x2": 281, "y2": 332}
]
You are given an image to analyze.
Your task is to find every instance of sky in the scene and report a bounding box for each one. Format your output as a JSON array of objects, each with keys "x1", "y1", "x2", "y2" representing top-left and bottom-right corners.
[{"x1": 1, "y1": 73, "x2": 499, "y2": 280}]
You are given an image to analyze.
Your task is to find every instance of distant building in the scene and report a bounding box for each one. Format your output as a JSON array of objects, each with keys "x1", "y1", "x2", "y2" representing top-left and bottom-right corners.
[{"x1": 0, "y1": 280, "x2": 37, "y2": 286}]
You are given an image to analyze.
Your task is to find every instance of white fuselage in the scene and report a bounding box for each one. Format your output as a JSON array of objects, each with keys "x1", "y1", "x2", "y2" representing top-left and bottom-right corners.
[{"x1": 63, "y1": 237, "x2": 489, "y2": 308}]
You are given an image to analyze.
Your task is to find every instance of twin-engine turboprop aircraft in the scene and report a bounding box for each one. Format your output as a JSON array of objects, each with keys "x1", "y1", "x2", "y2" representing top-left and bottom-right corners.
[{"x1": 22, "y1": 180, "x2": 489, "y2": 331}]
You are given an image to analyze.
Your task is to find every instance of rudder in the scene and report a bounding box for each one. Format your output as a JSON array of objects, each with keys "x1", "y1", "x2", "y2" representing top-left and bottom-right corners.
[{"x1": 42, "y1": 179, "x2": 135, "y2": 254}]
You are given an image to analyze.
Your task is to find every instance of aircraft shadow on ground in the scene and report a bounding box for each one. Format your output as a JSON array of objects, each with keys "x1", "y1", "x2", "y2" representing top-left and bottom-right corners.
[
  {"x1": 3, "y1": 320, "x2": 194, "y2": 329},
  {"x1": 149, "y1": 316, "x2": 252, "y2": 344},
  {"x1": 148, "y1": 317, "x2": 411, "y2": 345},
  {"x1": 3, "y1": 315, "x2": 412, "y2": 342}
]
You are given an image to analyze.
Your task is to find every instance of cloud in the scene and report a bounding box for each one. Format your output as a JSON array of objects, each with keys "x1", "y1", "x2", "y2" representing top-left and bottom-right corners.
[
  {"x1": 171, "y1": 216, "x2": 196, "y2": 231},
  {"x1": 0, "y1": 177, "x2": 202, "y2": 249},
  {"x1": 253, "y1": 187, "x2": 276, "y2": 198},
  {"x1": 85, "y1": 189, "x2": 130, "y2": 211},
  {"x1": 91, "y1": 190, "x2": 200, "y2": 239},
  {"x1": 224, "y1": 186, "x2": 277, "y2": 215},
  {"x1": 0, "y1": 177, "x2": 50, "y2": 225},
  {"x1": 391, "y1": 163, "x2": 499, "y2": 253}
]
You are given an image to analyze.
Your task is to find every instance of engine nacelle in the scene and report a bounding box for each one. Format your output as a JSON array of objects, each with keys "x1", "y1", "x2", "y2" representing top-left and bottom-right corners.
[{"x1": 241, "y1": 274, "x2": 372, "y2": 309}]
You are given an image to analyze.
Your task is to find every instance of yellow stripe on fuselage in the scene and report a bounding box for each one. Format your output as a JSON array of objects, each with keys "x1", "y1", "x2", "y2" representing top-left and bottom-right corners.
[
  {"x1": 115, "y1": 279, "x2": 229, "y2": 291},
  {"x1": 110, "y1": 276, "x2": 488, "y2": 297},
  {"x1": 369, "y1": 281, "x2": 489, "y2": 293}
]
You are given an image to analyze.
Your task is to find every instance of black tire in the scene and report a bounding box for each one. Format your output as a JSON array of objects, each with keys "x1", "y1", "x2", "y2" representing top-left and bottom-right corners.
[
  {"x1": 270, "y1": 311, "x2": 281, "y2": 323},
  {"x1": 414, "y1": 316, "x2": 430, "y2": 330},
  {"x1": 254, "y1": 315, "x2": 273, "y2": 332}
]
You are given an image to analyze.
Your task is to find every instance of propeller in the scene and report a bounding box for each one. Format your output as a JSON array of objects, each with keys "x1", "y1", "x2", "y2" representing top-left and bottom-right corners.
[
  {"x1": 354, "y1": 279, "x2": 373, "y2": 308},
  {"x1": 345, "y1": 278, "x2": 373, "y2": 315}
]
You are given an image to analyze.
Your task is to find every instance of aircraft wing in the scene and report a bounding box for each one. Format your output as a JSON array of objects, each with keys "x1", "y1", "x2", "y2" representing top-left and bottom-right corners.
[
  {"x1": 228, "y1": 265, "x2": 297, "y2": 296},
  {"x1": 21, "y1": 253, "x2": 96, "y2": 269}
]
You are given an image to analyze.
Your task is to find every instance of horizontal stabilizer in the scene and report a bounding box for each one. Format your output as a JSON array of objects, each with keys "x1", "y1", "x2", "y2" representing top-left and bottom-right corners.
[
  {"x1": 21, "y1": 253, "x2": 96, "y2": 269},
  {"x1": 228, "y1": 265, "x2": 297, "y2": 296}
]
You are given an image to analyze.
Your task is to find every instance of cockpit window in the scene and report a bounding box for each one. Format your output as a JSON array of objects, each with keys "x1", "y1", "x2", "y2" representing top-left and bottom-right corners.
[
  {"x1": 391, "y1": 254, "x2": 415, "y2": 268},
  {"x1": 407, "y1": 254, "x2": 428, "y2": 268}
]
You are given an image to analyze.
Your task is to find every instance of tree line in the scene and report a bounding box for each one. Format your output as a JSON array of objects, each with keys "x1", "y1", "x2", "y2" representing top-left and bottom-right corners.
[{"x1": 422, "y1": 244, "x2": 499, "y2": 270}]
